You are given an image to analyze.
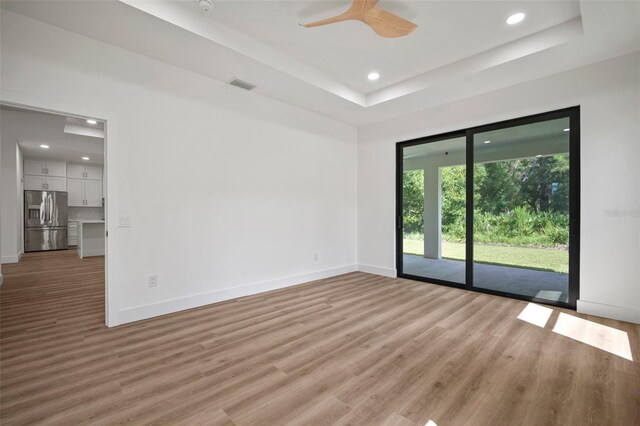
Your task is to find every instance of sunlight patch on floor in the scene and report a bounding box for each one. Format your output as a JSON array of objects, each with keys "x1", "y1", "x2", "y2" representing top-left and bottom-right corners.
[
  {"x1": 517, "y1": 302, "x2": 553, "y2": 328},
  {"x1": 552, "y1": 312, "x2": 633, "y2": 361}
]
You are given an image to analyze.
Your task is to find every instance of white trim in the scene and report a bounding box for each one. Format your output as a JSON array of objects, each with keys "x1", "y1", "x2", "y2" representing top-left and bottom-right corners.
[
  {"x1": 1, "y1": 252, "x2": 22, "y2": 264},
  {"x1": 577, "y1": 299, "x2": 640, "y2": 325},
  {"x1": 357, "y1": 264, "x2": 397, "y2": 278},
  {"x1": 81, "y1": 250, "x2": 105, "y2": 258},
  {"x1": 119, "y1": 264, "x2": 358, "y2": 325}
]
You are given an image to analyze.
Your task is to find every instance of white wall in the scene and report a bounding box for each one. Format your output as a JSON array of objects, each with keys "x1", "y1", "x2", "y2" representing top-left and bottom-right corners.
[
  {"x1": 0, "y1": 114, "x2": 22, "y2": 263},
  {"x1": 1, "y1": 10, "x2": 358, "y2": 325},
  {"x1": 358, "y1": 52, "x2": 640, "y2": 323},
  {"x1": 16, "y1": 141, "x2": 23, "y2": 255},
  {"x1": 2, "y1": 9, "x2": 638, "y2": 325}
]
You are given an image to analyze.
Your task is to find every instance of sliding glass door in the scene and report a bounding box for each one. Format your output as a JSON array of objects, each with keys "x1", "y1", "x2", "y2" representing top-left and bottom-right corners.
[
  {"x1": 397, "y1": 108, "x2": 579, "y2": 308},
  {"x1": 399, "y1": 134, "x2": 466, "y2": 285}
]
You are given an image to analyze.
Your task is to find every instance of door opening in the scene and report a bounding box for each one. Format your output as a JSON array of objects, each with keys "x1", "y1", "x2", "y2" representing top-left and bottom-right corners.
[{"x1": 0, "y1": 101, "x2": 110, "y2": 324}]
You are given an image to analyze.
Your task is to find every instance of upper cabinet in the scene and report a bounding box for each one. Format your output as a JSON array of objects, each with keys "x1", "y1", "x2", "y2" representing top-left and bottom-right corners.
[
  {"x1": 22, "y1": 159, "x2": 102, "y2": 204},
  {"x1": 66, "y1": 163, "x2": 103, "y2": 207},
  {"x1": 46, "y1": 161, "x2": 67, "y2": 177},
  {"x1": 67, "y1": 164, "x2": 102, "y2": 180},
  {"x1": 23, "y1": 174, "x2": 67, "y2": 191},
  {"x1": 24, "y1": 159, "x2": 67, "y2": 177},
  {"x1": 85, "y1": 165, "x2": 102, "y2": 180},
  {"x1": 23, "y1": 159, "x2": 67, "y2": 191},
  {"x1": 24, "y1": 159, "x2": 45, "y2": 176},
  {"x1": 66, "y1": 164, "x2": 85, "y2": 179}
]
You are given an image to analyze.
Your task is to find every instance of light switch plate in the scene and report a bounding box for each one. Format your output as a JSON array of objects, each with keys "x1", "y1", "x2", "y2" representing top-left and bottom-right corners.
[{"x1": 118, "y1": 216, "x2": 132, "y2": 228}]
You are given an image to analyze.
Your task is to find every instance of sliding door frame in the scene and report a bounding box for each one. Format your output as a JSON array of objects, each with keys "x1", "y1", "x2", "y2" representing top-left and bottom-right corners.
[
  {"x1": 396, "y1": 129, "x2": 467, "y2": 290},
  {"x1": 396, "y1": 106, "x2": 580, "y2": 309}
]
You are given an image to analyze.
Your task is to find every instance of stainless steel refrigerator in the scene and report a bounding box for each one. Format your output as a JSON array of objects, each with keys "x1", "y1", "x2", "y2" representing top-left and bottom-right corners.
[{"x1": 24, "y1": 190, "x2": 68, "y2": 252}]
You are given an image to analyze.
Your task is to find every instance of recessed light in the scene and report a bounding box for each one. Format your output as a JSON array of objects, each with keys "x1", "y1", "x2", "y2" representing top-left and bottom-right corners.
[
  {"x1": 506, "y1": 12, "x2": 526, "y2": 25},
  {"x1": 368, "y1": 72, "x2": 380, "y2": 81},
  {"x1": 484, "y1": 140, "x2": 491, "y2": 144},
  {"x1": 563, "y1": 128, "x2": 570, "y2": 132},
  {"x1": 82, "y1": 157, "x2": 90, "y2": 161},
  {"x1": 86, "y1": 119, "x2": 97, "y2": 125},
  {"x1": 40, "y1": 144, "x2": 49, "y2": 149}
]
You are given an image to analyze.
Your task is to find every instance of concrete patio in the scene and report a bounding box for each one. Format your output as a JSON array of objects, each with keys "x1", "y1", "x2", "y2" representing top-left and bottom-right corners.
[{"x1": 403, "y1": 254, "x2": 569, "y2": 303}]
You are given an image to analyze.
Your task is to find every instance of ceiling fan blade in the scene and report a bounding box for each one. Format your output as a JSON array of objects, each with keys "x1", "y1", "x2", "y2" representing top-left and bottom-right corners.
[
  {"x1": 301, "y1": 13, "x2": 350, "y2": 28},
  {"x1": 347, "y1": 0, "x2": 380, "y2": 14},
  {"x1": 362, "y1": 8, "x2": 417, "y2": 38}
]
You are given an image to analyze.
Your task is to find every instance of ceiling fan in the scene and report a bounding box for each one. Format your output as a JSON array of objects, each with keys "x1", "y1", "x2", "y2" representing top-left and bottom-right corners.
[{"x1": 301, "y1": 0, "x2": 417, "y2": 38}]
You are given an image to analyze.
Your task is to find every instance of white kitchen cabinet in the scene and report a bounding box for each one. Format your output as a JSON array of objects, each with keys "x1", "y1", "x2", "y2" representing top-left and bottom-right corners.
[
  {"x1": 67, "y1": 178, "x2": 85, "y2": 206},
  {"x1": 67, "y1": 164, "x2": 85, "y2": 179},
  {"x1": 24, "y1": 158, "x2": 67, "y2": 192},
  {"x1": 23, "y1": 175, "x2": 66, "y2": 191},
  {"x1": 24, "y1": 159, "x2": 46, "y2": 176},
  {"x1": 67, "y1": 163, "x2": 102, "y2": 180},
  {"x1": 68, "y1": 221, "x2": 78, "y2": 246},
  {"x1": 46, "y1": 176, "x2": 66, "y2": 191},
  {"x1": 67, "y1": 178, "x2": 102, "y2": 207},
  {"x1": 85, "y1": 165, "x2": 102, "y2": 180},
  {"x1": 46, "y1": 161, "x2": 67, "y2": 177},
  {"x1": 85, "y1": 180, "x2": 103, "y2": 207},
  {"x1": 66, "y1": 163, "x2": 103, "y2": 207},
  {"x1": 24, "y1": 159, "x2": 66, "y2": 177},
  {"x1": 24, "y1": 175, "x2": 46, "y2": 191}
]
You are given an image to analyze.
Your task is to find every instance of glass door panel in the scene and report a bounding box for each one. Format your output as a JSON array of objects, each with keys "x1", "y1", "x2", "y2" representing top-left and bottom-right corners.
[
  {"x1": 400, "y1": 136, "x2": 466, "y2": 285},
  {"x1": 471, "y1": 117, "x2": 571, "y2": 303}
]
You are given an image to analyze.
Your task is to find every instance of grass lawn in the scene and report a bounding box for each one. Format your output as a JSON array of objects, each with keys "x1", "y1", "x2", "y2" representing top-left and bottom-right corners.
[{"x1": 403, "y1": 239, "x2": 568, "y2": 273}]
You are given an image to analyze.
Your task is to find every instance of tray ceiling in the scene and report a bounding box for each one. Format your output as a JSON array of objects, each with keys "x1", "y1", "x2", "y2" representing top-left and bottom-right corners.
[{"x1": 1, "y1": 1, "x2": 638, "y2": 126}]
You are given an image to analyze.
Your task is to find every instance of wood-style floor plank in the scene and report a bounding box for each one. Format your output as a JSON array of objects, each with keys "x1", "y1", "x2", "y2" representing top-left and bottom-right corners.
[{"x1": 1, "y1": 249, "x2": 639, "y2": 425}]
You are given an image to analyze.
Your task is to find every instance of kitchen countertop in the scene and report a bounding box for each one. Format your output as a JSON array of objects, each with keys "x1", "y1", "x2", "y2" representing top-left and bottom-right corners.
[{"x1": 73, "y1": 220, "x2": 105, "y2": 224}]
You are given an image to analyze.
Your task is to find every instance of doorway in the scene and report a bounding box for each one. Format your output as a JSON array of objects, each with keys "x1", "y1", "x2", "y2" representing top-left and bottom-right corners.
[
  {"x1": 396, "y1": 107, "x2": 580, "y2": 308},
  {"x1": 0, "y1": 101, "x2": 111, "y2": 323}
]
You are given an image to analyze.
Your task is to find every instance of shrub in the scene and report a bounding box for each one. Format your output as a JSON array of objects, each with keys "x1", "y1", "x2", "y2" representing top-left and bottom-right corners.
[{"x1": 441, "y1": 206, "x2": 568, "y2": 247}]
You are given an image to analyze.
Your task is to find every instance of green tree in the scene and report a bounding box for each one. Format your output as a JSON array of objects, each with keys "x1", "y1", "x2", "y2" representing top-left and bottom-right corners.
[
  {"x1": 402, "y1": 170, "x2": 424, "y2": 235},
  {"x1": 517, "y1": 155, "x2": 569, "y2": 214},
  {"x1": 441, "y1": 166, "x2": 466, "y2": 227},
  {"x1": 475, "y1": 162, "x2": 519, "y2": 214}
]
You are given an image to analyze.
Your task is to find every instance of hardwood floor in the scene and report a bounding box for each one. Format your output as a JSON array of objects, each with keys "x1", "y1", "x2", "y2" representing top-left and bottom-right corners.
[{"x1": 1, "y1": 250, "x2": 639, "y2": 425}]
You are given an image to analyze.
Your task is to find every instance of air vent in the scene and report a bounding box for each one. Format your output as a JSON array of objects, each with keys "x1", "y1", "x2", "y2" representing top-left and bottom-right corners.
[{"x1": 228, "y1": 78, "x2": 256, "y2": 91}]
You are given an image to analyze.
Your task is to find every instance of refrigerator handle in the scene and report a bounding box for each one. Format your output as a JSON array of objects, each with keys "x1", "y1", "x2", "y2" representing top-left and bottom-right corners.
[
  {"x1": 40, "y1": 196, "x2": 46, "y2": 224},
  {"x1": 46, "y1": 194, "x2": 51, "y2": 224},
  {"x1": 49, "y1": 194, "x2": 54, "y2": 224}
]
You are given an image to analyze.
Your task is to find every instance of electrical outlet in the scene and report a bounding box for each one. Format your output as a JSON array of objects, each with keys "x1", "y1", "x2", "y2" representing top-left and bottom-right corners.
[
  {"x1": 314, "y1": 253, "x2": 319, "y2": 261},
  {"x1": 148, "y1": 275, "x2": 158, "y2": 287}
]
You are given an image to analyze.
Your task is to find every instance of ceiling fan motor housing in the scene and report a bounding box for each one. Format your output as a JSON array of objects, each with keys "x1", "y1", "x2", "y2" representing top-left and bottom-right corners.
[{"x1": 198, "y1": 0, "x2": 213, "y2": 13}]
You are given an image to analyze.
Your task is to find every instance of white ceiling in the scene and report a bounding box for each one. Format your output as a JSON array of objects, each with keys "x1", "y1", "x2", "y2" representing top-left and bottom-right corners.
[
  {"x1": 1, "y1": 1, "x2": 639, "y2": 126},
  {"x1": 403, "y1": 117, "x2": 570, "y2": 159},
  {"x1": 198, "y1": 1, "x2": 581, "y2": 94},
  {"x1": 0, "y1": 107, "x2": 105, "y2": 165}
]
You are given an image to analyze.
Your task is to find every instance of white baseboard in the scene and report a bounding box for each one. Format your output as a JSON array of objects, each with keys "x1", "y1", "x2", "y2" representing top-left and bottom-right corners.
[
  {"x1": 82, "y1": 250, "x2": 105, "y2": 258},
  {"x1": 119, "y1": 264, "x2": 358, "y2": 325},
  {"x1": 577, "y1": 299, "x2": 640, "y2": 324},
  {"x1": 357, "y1": 264, "x2": 397, "y2": 278},
  {"x1": 1, "y1": 252, "x2": 22, "y2": 264}
]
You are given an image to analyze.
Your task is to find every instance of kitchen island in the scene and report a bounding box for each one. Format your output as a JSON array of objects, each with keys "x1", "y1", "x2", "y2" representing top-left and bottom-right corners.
[{"x1": 77, "y1": 220, "x2": 105, "y2": 259}]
